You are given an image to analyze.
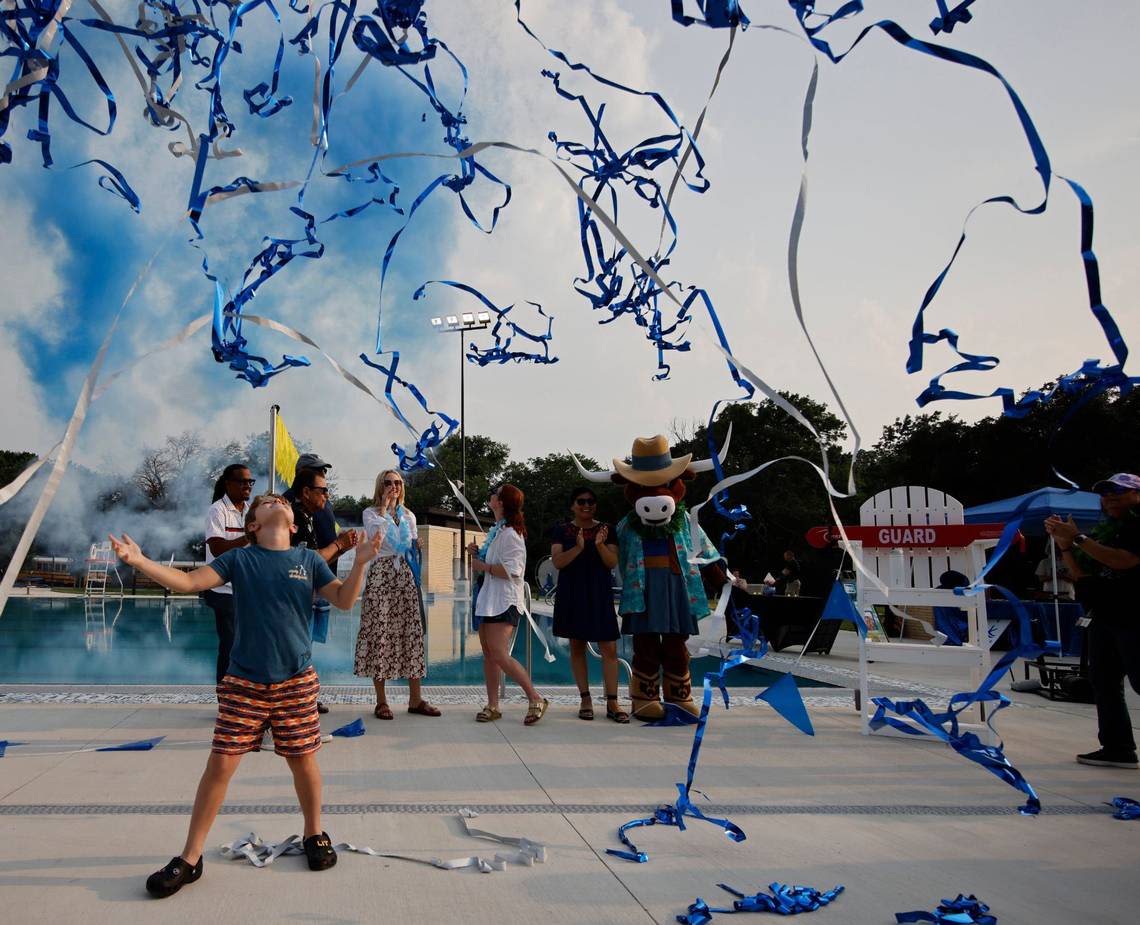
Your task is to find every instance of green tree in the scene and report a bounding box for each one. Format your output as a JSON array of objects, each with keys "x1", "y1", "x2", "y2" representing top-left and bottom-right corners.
[
  {"x1": 671, "y1": 393, "x2": 851, "y2": 590},
  {"x1": 403, "y1": 434, "x2": 510, "y2": 518},
  {"x1": 0, "y1": 449, "x2": 36, "y2": 488}
]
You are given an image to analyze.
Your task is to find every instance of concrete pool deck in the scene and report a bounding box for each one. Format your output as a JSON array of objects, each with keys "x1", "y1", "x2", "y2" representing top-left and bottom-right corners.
[{"x1": 1, "y1": 631, "x2": 1137, "y2": 924}]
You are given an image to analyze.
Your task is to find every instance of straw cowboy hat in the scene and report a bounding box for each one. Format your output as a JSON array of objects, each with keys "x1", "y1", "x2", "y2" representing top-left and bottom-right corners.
[{"x1": 613, "y1": 435, "x2": 693, "y2": 487}]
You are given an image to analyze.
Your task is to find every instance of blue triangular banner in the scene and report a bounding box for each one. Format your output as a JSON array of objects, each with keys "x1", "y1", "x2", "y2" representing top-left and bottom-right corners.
[
  {"x1": 641, "y1": 703, "x2": 700, "y2": 727},
  {"x1": 0, "y1": 740, "x2": 27, "y2": 757},
  {"x1": 756, "y1": 672, "x2": 815, "y2": 736},
  {"x1": 821, "y1": 580, "x2": 866, "y2": 638},
  {"x1": 95, "y1": 736, "x2": 165, "y2": 752},
  {"x1": 331, "y1": 717, "x2": 366, "y2": 738}
]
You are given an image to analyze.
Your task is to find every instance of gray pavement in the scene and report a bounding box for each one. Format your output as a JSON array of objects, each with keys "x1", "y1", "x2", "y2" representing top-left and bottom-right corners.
[{"x1": 1, "y1": 630, "x2": 1138, "y2": 924}]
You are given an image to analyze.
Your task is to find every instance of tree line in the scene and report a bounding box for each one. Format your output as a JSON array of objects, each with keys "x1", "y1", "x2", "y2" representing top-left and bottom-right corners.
[{"x1": 2, "y1": 376, "x2": 1136, "y2": 584}]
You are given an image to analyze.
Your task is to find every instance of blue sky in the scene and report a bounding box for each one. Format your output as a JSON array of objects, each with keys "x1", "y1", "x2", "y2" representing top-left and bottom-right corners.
[{"x1": 2, "y1": 0, "x2": 1138, "y2": 498}]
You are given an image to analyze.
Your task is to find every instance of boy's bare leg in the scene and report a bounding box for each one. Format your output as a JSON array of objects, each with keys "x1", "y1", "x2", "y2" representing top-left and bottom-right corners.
[
  {"x1": 286, "y1": 752, "x2": 323, "y2": 838},
  {"x1": 179, "y1": 751, "x2": 243, "y2": 864}
]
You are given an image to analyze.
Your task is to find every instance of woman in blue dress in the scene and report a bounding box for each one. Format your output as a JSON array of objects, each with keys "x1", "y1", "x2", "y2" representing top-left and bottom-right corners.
[{"x1": 550, "y1": 486, "x2": 629, "y2": 722}]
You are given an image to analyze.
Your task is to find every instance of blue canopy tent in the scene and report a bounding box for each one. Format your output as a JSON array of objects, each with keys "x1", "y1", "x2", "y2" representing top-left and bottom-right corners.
[
  {"x1": 965, "y1": 487, "x2": 1102, "y2": 657},
  {"x1": 964, "y1": 487, "x2": 1101, "y2": 533}
]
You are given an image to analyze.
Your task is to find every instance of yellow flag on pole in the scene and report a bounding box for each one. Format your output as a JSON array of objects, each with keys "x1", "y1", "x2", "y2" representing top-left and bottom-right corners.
[{"x1": 274, "y1": 413, "x2": 300, "y2": 489}]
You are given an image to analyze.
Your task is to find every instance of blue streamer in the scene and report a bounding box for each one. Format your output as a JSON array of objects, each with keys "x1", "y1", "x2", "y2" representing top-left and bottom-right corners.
[
  {"x1": 330, "y1": 717, "x2": 365, "y2": 738},
  {"x1": 1109, "y1": 797, "x2": 1140, "y2": 821},
  {"x1": 412, "y1": 280, "x2": 557, "y2": 367},
  {"x1": 784, "y1": 2, "x2": 1133, "y2": 425},
  {"x1": 611, "y1": 611, "x2": 785, "y2": 862},
  {"x1": 359, "y1": 351, "x2": 458, "y2": 472},
  {"x1": 678, "y1": 882, "x2": 844, "y2": 922},
  {"x1": 670, "y1": 1, "x2": 750, "y2": 30},
  {"x1": 0, "y1": 740, "x2": 27, "y2": 757},
  {"x1": 930, "y1": 1, "x2": 979, "y2": 35},
  {"x1": 95, "y1": 735, "x2": 165, "y2": 752},
  {"x1": 895, "y1": 894, "x2": 996, "y2": 925}
]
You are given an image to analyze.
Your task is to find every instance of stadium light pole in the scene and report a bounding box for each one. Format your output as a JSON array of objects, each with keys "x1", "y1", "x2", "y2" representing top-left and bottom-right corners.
[{"x1": 430, "y1": 311, "x2": 491, "y2": 584}]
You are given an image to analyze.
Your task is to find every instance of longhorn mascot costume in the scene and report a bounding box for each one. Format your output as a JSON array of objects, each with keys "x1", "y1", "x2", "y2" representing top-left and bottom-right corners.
[{"x1": 577, "y1": 436, "x2": 729, "y2": 720}]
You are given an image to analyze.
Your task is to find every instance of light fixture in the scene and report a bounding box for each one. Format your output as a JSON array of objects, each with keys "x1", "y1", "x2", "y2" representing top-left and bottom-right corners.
[
  {"x1": 430, "y1": 316, "x2": 443, "y2": 327},
  {"x1": 477, "y1": 311, "x2": 492, "y2": 324},
  {"x1": 461, "y1": 312, "x2": 475, "y2": 326},
  {"x1": 445, "y1": 315, "x2": 459, "y2": 327}
]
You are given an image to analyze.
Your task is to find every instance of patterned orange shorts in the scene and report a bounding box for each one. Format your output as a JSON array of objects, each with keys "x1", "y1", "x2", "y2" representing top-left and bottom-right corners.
[{"x1": 212, "y1": 667, "x2": 322, "y2": 757}]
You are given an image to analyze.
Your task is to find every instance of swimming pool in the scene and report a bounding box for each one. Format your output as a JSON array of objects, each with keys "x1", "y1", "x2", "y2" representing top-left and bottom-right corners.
[{"x1": 0, "y1": 594, "x2": 835, "y2": 689}]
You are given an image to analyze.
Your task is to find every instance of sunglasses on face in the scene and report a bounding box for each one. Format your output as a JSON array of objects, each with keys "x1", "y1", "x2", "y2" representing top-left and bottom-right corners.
[
  {"x1": 383, "y1": 479, "x2": 402, "y2": 487},
  {"x1": 229, "y1": 477, "x2": 256, "y2": 486},
  {"x1": 308, "y1": 486, "x2": 330, "y2": 495},
  {"x1": 574, "y1": 498, "x2": 596, "y2": 506}
]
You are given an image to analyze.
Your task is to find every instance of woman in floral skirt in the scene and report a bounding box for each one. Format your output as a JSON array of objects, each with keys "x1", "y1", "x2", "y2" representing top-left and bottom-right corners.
[{"x1": 355, "y1": 469, "x2": 441, "y2": 720}]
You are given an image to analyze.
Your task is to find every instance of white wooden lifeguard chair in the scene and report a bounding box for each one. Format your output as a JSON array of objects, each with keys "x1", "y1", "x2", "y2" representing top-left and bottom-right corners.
[{"x1": 853, "y1": 486, "x2": 1004, "y2": 737}]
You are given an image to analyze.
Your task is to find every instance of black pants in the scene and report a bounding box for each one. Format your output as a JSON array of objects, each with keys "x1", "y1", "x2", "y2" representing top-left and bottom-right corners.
[
  {"x1": 201, "y1": 589, "x2": 236, "y2": 684},
  {"x1": 1088, "y1": 619, "x2": 1140, "y2": 753}
]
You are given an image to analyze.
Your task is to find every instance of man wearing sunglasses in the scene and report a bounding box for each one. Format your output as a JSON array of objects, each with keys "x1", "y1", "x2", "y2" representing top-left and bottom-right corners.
[
  {"x1": 203, "y1": 464, "x2": 256, "y2": 684},
  {"x1": 1046, "y1": 473, "x2": 1140, "y2": 769},
  {"x1": 289, "y1": 463, "x2": 358, "y2": 715}
]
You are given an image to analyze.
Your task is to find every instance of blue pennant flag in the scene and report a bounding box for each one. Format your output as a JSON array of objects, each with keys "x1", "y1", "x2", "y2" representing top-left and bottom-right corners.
[
  {"x1": 95, "y1": 736, "x2": 165, "y2": 752},
  {"x1": 331, "y1": 718, "x2": 366, "y2": 738},
  {"x1": 0, "y1": 740, "x2": 28, "y2": 758},
  {"x1": 821, "y1": 580, "x2": 865, "y2": 637},
  {"x1": 756, "y1": 672, "x2": 814, "y2": 737},
  {"x1": 643, "y1": 703, "x2": 701, "y2": 727}
]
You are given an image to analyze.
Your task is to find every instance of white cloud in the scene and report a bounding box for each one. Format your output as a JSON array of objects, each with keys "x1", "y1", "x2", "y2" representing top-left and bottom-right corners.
[{"x1": 4, "y1": 0, "x2": 1140, "y2": 507}]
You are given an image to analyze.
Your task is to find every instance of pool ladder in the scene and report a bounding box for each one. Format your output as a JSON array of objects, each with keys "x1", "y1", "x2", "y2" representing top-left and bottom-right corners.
[{"x1": 83, "y1": 542, "x2": 124, "y2": 598}]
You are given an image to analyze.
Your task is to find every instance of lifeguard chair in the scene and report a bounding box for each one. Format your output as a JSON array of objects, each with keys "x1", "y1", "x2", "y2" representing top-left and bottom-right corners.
[{"x1": 850, "y1": 486, "x2": 1005, "y2": 736}]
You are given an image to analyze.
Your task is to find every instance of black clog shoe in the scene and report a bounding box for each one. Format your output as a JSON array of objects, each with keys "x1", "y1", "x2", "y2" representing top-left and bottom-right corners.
[
  {"x1": 145, "y1": 855, "x2": 203, "y2": 898},
  {"x1": 303, "y1": 832, "x2": 337, "y2": 871}
]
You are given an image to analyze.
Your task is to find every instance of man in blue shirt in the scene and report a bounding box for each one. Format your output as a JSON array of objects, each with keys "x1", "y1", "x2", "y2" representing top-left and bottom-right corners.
[{"x1": 109, "y1": 493, "x2": 381, "y2": 898}]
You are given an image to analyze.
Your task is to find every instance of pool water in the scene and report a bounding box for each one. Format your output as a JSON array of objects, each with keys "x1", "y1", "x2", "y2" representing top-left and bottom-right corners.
[{"x1": 0, "y1": 595, "x2": 835, "y2": 689}]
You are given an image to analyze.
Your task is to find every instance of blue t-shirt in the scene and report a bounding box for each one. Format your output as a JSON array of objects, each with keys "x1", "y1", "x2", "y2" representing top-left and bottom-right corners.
[{"x1": 208, "y1": 545, "x2": 337, "y2": 684}]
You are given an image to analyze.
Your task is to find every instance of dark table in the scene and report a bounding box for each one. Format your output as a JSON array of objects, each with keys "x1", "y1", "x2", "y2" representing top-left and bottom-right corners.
[{"x1": 729, "y1": 590, "x2": 840, "y2": 655}]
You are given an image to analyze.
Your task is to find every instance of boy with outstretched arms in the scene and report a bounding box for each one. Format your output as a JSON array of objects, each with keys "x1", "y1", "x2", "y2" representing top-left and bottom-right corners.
[{"x1": 108, "y1": 492, "x2": 381, "y2": 898}]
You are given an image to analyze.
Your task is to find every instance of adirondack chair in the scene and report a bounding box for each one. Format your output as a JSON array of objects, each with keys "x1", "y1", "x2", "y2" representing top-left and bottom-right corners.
[{"x1": 853, "y1": 486, "x2": 1001, "y2": 737}]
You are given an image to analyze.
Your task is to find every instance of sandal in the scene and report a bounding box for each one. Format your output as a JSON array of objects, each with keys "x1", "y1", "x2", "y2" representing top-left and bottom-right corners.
[
  {"x1": 524, "y1": 697, "x2": 549, "y2": 726},
  {"x1": 407, "y1": 700, "x2": 442, "y2": 717},
  {"x1": 605, "y1": 694, "x2": 630, "y2": 724},
  {"x1": 578, "y1": 691, "x2": 594, "y2": 721},
  {"x1": 302, "y1": 831, "x2": 338, "y2": 871},
  {"x1": 475, "y1": 704, "x2": 502, "y2": 723},
  {"x1": 373, "y1": 703, "x2": 394, "y2": 721}
]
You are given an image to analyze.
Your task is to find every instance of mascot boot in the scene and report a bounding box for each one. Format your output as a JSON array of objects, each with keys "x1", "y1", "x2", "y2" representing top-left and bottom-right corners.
[
  {"x1": 630, "y1": 668, "x2": 665, "y2": 721},
  {"x1": 662, "y1": 635, "x2": 700, "y2": 717},
  {"x1": 629, "y1": 635, "x2": 665, "y2": 721}
]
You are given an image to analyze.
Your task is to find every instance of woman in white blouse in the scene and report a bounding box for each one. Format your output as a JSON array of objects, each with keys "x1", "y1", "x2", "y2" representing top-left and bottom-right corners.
[
  {"x1": 467, "y1": 483, "x2": 548, "y2": 725},
  {"x1": 354, "y1": 469, "x2": 440, "y2": 720}
]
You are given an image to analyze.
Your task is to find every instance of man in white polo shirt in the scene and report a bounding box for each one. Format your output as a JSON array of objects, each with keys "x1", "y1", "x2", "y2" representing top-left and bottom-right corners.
[{"x1": 203, "y1": 464, "x2": 255, "y2": 683}]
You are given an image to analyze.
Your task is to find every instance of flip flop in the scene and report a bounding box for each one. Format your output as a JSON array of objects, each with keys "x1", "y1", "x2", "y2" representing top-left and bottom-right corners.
[{"x1": 407, "y1": 700, "x2": 441, "y2": 717}]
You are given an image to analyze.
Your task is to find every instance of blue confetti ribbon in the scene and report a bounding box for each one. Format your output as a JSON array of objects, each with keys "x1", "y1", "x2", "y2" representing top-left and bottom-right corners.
[
  {"x1": 784, "y1": 2, "x2": 1134, "y2": 427},
  {"x1": 610, "y1": 609, "x2": 801, "y2": 863},
  {"x1": 1109, "y1": 797, "x2": 1140, "y2": 821},
  {"x1": 677, "y1": 882, "x2": 844, "y2": 922},
  {"x1": 670, "y1": 1, "x2": 750, "y2": 30},
  {"x1": 413, "y1": 280, "x2": 557, "y2": 367},
  {"x1": 330, "y1": 717, "x2": 366, "y2": 738},
  {"x1": 895, "y1": 894, "x2": 996, "y2": 925}
]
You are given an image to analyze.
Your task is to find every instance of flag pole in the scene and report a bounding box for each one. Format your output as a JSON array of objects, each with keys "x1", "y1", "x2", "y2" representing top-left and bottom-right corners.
[{"x1": 269, "y1": 404, "x2": 279, "y2": 494}]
